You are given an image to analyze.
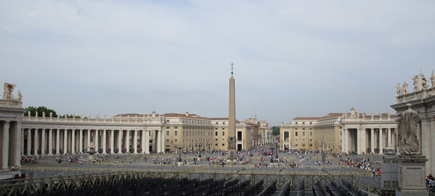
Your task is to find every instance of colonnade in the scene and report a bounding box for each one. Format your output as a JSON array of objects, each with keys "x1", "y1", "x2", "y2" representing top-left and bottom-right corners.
[
  {"x1": 343, "y1": 127, "x2": 396, "y2": 154},
  {"x1": 0, "y1": 120, "x2": 22, "y2": 169},
  {"x1": 21, "y1": 128, "x2": 166, "y2": 155}
]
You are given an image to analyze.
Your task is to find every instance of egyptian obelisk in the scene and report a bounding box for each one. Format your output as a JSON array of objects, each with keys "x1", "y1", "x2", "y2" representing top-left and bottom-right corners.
[{"x1": 228, "y1": 63, "x2": 236, "y2": 161}]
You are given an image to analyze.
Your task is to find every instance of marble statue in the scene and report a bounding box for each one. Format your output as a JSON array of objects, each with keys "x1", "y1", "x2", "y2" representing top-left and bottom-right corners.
[
  {"x1": 402, "y1": 81, "x2": 408, "y2": 94},
  {"x1": 3, "y1": 83, "x2": 16, "y2": 100},
  {"x1": 431, "y1": 70, "x2": 435, "y2": 88},
  {"x1": 412, "y1": 73, "x2": 428, "y2": 91},
  {"x1": 396, "y1": 83, "x2": 403, "y2": 95},
  {"x1": 16, "y1": 90, "x2": 22, "y2": 102},
  {"x1": 397, "y1": 104, "x2": 421, "y2": 155},
  {"x1": 3, "y1": 88, "x2": 10, "y2": 100}
]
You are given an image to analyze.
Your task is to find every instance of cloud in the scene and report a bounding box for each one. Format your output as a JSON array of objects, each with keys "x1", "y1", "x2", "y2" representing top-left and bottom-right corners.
[{"x1": 1, "y1": 0, "x2": 435, "y2": 125}]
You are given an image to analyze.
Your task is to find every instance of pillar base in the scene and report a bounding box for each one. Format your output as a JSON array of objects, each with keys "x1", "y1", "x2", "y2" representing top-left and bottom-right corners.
[{"x1": 395, "y1": 155, "x2": 428, "y2": 196}]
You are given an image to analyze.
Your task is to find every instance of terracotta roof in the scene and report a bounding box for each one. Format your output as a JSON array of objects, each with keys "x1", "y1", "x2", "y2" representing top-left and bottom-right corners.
[{"x1": 293, "y1": 113, "x2": 343, "y2": 120}]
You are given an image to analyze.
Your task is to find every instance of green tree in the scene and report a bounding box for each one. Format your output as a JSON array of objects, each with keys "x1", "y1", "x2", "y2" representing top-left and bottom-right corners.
[
  {"x1": 272, "y1": 126, "x2": 280, "y2": 135},
  {"x1": 24, "y1": 106, "x2": 58, "y2": 117}
]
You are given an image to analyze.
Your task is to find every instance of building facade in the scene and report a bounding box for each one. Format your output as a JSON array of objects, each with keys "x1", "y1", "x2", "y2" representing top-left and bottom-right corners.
[{"x1": 280, "y1": 108, "x2": 397, "y2": 154}]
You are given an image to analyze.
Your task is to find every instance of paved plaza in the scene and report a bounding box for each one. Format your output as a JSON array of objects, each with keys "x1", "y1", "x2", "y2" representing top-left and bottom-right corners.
[{"x1": 18, "y1": 150, "x2": 383, "y2": 194}]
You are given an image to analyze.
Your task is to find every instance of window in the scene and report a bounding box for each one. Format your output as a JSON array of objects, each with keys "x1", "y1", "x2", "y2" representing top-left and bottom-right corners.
[
  {"x1": 295, "y1": 144, "x2": 298, "y2": 146},
  {"x1": 215, "y1": 139, "x2": 218, "y2": 141},
  {"x1": 310, "y1": 144, "x2": 312, "y2": 147},
  {"x1": 309, "y1": 139, "x2": 312, "y2": 141},
  {"x1": 215, "y1": 144, "x2": 218, "y2": 146},
  {"x1": 149, "y1": 132, "x2": 151, "y2": 136},
  {"x1": 175, "y1": 139, "x2": 178, "y2": 142},
  {"x1": 175, "y1": 131, "x2": 178, "y2": 137},
  {"x1": 310, "y1": 128, "x2": 312, "y2": 130},
  {"x1": 166, "y1": 131, "x2": 169, "y2": 136},
  {"x1": 295, "y1": 139, "x2": 298, "y2": 142},
  {"x1": 303, "y1": 132, "x2": 306, "y2": 137},
  {"x1": 340, "y1": 131, "x2": 342, "y2": 137},
  {"x1": 166, "y1": 139, "x2": 169, "y2": 142},
  {"x1": 340, "y1": 140, "x2": 342, "y2": 143},
  {"x1": 222, "y1": 138, "x2": 225, "y2": 141},
  {"x1": 175, "y1": 127, "x2": 177, "y2": 129},
  {"x1": 295, "y1": 128, "x2": 298, "y2": 130},
  {"x1": 215, "y1": 132, "x2": 218, "y2": 136},
  {"x1": 166, "y1": 127, "x2": 169, "y2": 129},
  {"x1": 284, "y1": 132, "x2": 289, "y2": 141},
  {"x1": 295, "y1": 132, "x2": 298, "y2": 136},
  {"x1": 222, "y1": 144, "x2": 225, "y2": 146},
  {"x1": 303, "y1": 139, "x2": 305, "y2": 142},
  {"x1": 223, "y1": 122, "x2": 225, "y2": 124},
  {"x1": 222, "y1": 131, "x2": 225, "y2": 136},
  {"x1": 183, "y1": 131, "x2": 185, "y2": 136},
  {"x1": 303, "y1": 144, "x2": 305, "y2": 147},
  {"x1": 310, "y1": 132, "x2": 313, "y2": 137},
  {"x1": 303, "y1": 128, "x2": 305, "y2": 130}
]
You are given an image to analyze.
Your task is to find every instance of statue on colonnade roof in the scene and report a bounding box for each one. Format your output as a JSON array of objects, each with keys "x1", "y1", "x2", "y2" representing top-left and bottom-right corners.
[{"x1": 3, "y1": 82, "x2": 16, "y2": 100}]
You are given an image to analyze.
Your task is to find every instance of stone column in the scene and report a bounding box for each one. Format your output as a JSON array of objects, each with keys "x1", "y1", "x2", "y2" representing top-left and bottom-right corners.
[
  {"x1": 2, "y1": 121, "x2": 10, "y2": 169},
  {"x1": 379, "y1": 128, "x2": 383, "y2": 154},
  {"x1": 387, "y1": 128, "x2": 391, "y2": 147},
  {"x1": 71, "y1": 129, "x2": 75, "y2": 154},
  {"x1": 79, "y1": 129, "x2": 83, "y2": 154},
  {"x1": 431, "y1": 118, "x2": 435, "y2": 175},
  {"x1": 13, "y1": 122, "x2": 22, "y2": 166},
  {"x1": 140, "y1": 130, "x2": 145, "y2": 154},
  {"x1": 27, "y1": 129, "x2": 32, "y2": 155},
  {"x1": 118, "y1": 130, "x2": 122, "y2": 154},
  {"x1": 370, "y1": 128, "x2": 374, "y2": 154},
  {"x1": 41, "y1": 129, "x2": 46, "y2": 155},
  {"x1": 102, "y1": 130, "x2": 106, "y2": 154},
  {"x1": 343, "y1": 128, "x2": 347, "y2": 153},
  {"x1": 95, "y1": 130, "x2": 99, "y2": 152},
  {"x1": 63, "y1": 129, "x2": 68, "y2": 154},
  {"x1": 110, "y1": 130, "x2": 114, "y2": 154},
  {"x1": 21, "y1": 128, "x2": 24, "y2": 155},
  {"x1": 356, "y1": 128, "x2": 361, "y2": 154},
  {"x1": 145, "y1": 130, "x2": 150, "y2": 154},
  {"x1": 422, "y1": 118, "x2": 432, "y2": 175},
  {"x1": 125, "y1": 130, "x2": 130, "y2": 153},
  {"x1": 87, "y1": 129, "x2": 91, "y2": 151},
  {"x1": 34, "y1": 129, "x2": 39, "y2": 155},
  {"x1": 48, "y1": 129, "x2": 53, "y2": 155},
  {"x1": 133, "y1": 130, "x2": 137, "y2": 154},
  {"x1": 56, "y1": 129, "x2": 60, "y2": 155}
]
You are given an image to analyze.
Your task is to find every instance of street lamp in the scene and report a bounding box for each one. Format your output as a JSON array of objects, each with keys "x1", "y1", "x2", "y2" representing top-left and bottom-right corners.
[{"x1": 175, "y1": 144, "x2": 183, "y2": 162}]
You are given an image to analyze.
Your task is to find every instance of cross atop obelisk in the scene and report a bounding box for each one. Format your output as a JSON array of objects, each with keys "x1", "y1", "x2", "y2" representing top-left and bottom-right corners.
[{"x1": 228, "y1": 63, "x2": 236, "y2": 161}]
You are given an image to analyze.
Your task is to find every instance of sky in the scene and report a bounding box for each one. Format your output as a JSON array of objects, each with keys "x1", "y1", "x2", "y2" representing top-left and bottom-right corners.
[{"x1": 1, "y1": 1, "x2": 435, "y2": 126}]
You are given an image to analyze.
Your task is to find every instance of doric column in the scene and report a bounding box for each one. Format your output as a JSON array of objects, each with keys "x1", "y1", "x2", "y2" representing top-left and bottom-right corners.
[
  {"x1": 2, "y1": 121, "x2": 10, "y2": 169},
  {"x1": 95, "y1": 130, "x2": 99, "y2": 152},
  {"x1": 110, "y1": 130, "x2": 114, "y2": 154},
  {"x1": 422, "y1": 118, "x2": 432, "y2": 175},
  {"x1": 387, "y1": 128, "x2": 391, "y2": 147},
  {"x1": 21, "y1": 128, "x2": 24, "y2": 155},
  {"x1": 13, "y1": 122, "x2": 22, "y2": 167},
  {"x1": 41, "y1": 129, "x2": 46, "y2": 155},
  {"x1": 125, "y1": 130, "x2": 130, "y2": 153},
  {"x1": 133, "y1": 130, "x2": 137, "y2": 154},
  {"x1": 356, "y1": 128, "x2": 361, "y2": 154},
  {"x1": 145, "y1": 130, "x2": 150, "y2": 154},
  {"x1": 71, "y1": 129, "x2": 75, "y2": 154},
  {"x1": 87, "y1": 129, "x2": 91, "y2": 151},
  {"x1": 79, "y1": 129, "x2": 83, "y2": 154},
  {"x1": 117, "y1": 130, "x2": 122, "y2": 154},
  {"x1": 27, "y1": 129, "x2": 32, "y2": 155},
  {"x1": 102, "y1": 130, "x2": 106, "y2": 154},
  {"x1": 370, "y1": 128, "x2": 374, "y2": 154},
  {"x1": 430, "y1": 118, "x2": 435, "y2": 175},
  {"x1": 34, "y1": 129, "x2": 39, "y2": 155},
  {"x1": 56, "y1": 129, "x2": 60, "y2": 155},
  {"x1": 158, "y1": 130, "x2": 162, "y2": 153},
  {"x1": 63, "y1": 129, "x2": 68, "y2": 154},
  {"x1": 48, "y1": 129, "x2": 53, "y2": 155},
  {"x1": 379, "y1": 128, "x2": 383, "y2": 154},
  {"x1": 343, "y1": 128, "x2": 347, "y2": 153},
  {"x1": 141, "y1": 130, "x2": 146, "y2": 154}
]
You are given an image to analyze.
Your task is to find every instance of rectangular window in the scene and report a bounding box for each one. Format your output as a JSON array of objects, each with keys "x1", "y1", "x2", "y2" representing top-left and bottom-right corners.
[
  {"x1": 215, "y1": 132, "x2": 218, "y2": 136},
  {"x1": 310, "y1": 132, "x2": 313, "y2": 137},
  {"x1": 295, "y1": 132, "x2": 298, "y2": 137},
  {"x1": 222, "y1": 138, "x2": 225, "y2": 141},
  {"x1": 303, "y1": 132, "x2": 306, "y2": 137},
  {"x1": 303, "y1": 128, "x2": 305, "y2": 130},
  {"x1": 295, "y1": 144, "x2": 298, "y2": 146},
  {"x1": 295, "y1": 139, "x2": 298, "y2": 142},
  {"x1": 222, "y1": 131, "x2": 225, "y2": 136},
  {"x1": 303, "y1": 139, "x2": 305, "y2": 142},
  {"x1": 166, "y1": 131, "x2": 169, "y2": 137},
  {"x1": 183, "y1": 131, "x2": 185, "y2": 136},
  {"x1": 310, "y1": 144, "x2": 312, "y2": 147},
  {"x1": 175, "y1": 139, "x2": 178, "y2": 142},
  {"x1": 303, "y1": 144, "x2": 305, "y2": 146},
  {"x1": 340, "y1": 131, "x2": 342, "y2": 137},
  {"x1": 175, "y1": 131, "x2": 178, "y2": 137},
  {"x1": 284, "y1": 131, "x2": 289, "y2": 141},
  {"x1": 222, "y1": 144, "x2": 225, "y2": 146},
  {"x1": 237, "y1": 131, "x2": 242, "y2": 141},
  {"x1": 166, "y1": 139, "x2": 169, "y2": 142}
]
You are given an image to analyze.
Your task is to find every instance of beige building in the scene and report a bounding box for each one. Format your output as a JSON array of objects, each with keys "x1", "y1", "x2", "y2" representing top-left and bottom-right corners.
[{"x1": 280, "y1": 108, "x2": 397, "y2": 154}]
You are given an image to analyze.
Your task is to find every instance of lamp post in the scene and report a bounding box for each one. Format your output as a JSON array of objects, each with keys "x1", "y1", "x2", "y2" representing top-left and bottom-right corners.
[
  {"x1": 175, "y1": 145, "x2": 183, "y2": 162},
  {"x1": 275, "y1": 142, "x2": 279, "y2": 159}
]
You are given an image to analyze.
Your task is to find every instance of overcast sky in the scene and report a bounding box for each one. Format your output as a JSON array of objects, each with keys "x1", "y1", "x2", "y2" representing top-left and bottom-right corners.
[{"x1": 1, "y1": 1, "x2": 435, "y2": 126}]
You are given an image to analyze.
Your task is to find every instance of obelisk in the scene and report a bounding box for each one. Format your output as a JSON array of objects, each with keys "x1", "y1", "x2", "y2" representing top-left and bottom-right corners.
[{"x1": 228, "y1": 63, "x2": 236, "y2": 161}]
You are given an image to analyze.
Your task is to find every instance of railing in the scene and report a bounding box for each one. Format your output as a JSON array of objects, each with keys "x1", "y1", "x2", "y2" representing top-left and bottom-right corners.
[{"x1": 0, "y1": 168, "x2": 360, "y2": 196}]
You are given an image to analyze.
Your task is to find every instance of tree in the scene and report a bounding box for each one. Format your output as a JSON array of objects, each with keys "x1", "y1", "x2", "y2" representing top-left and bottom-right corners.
[
  {"x1": 272, "y1": 126, "x2": 280, "y2": 135},
  {"x1": 24, "y1": 106, "x2": 58, "y2": 117}
]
